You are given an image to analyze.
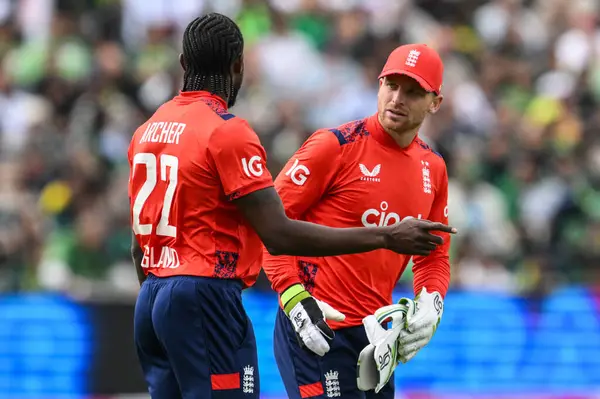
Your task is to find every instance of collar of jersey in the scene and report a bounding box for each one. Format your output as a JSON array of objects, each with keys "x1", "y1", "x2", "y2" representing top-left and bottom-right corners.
[
  {"x1": 176, "y1": 91, "x2": 228, "y2": 108},
  {"x1": 366, "y1": 113, "x2": 419, "y2": 152}
]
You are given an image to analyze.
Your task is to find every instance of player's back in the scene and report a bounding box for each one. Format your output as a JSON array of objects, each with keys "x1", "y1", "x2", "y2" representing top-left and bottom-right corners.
[{"x1": 128, "y1": 91, "x2": 273, "y2": 287}]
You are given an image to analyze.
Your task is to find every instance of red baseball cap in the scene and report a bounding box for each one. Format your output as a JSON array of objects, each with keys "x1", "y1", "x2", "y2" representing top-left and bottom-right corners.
[{"x1": 378, "y1": 43, "x2": 444, "y2": 94}]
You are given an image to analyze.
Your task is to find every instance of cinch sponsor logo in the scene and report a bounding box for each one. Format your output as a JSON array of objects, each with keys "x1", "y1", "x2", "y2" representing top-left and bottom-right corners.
[{"x1": 361, "y1": 201, "x2": 422, "y2": 227}]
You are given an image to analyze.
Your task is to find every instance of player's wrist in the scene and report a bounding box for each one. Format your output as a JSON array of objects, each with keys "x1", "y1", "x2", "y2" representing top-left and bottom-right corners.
[
  {"x1": 371, "y1": 227, "x2": 391, "y2": 250},
  {"x1": 281, "y1": 283, "x2": 311, "y2": 315}
]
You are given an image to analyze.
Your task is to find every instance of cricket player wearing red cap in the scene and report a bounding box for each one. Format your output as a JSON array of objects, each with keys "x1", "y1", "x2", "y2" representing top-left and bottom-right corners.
[{"x1": 265, "y1": 43, "x2": 450, "y2": 398}]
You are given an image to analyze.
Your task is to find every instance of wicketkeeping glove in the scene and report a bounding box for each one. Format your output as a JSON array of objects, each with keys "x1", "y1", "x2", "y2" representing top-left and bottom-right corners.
[
  {"x1": 357, "y1": 287, "x2": 444, "y2": 393},
  {"x1": 357, "y1": 303, "x2": 409, "y2": 393},
  {"x1": 281, "y1": 284, "x2": 345, "y2": 356},
  {"x1": 396, "y1": 287, "x2": 444, "y2": 363}
]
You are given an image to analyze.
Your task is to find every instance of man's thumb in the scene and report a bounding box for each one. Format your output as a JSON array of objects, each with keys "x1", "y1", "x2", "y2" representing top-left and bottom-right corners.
[{"x1": 318, "y1": 299, "x2": 346, "y2": 322}]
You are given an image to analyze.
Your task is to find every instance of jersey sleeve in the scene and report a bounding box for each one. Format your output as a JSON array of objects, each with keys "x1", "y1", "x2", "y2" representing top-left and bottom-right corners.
[
  {"x1": 208, "y1": 118, "x2": 274, "y2": 200},
  {"x1": 412, "y1": 161, "x2": 451, "y2": 298},
  {"x1": 262, "y1": 130, "x2": 343, "y2": 295}
]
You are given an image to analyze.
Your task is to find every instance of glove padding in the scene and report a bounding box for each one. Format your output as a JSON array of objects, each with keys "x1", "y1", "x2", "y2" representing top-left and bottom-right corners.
[
  {"x1": 357, "y1": 303, "x2": 409, "y2": 393},
  {"x1": 396, "y1": 287, "x2": 444, "y2": 363},
  {"x1": 357, "y1": 287, "x2": 444, "y2": 392},
  {"x1": 283, "y1": 284, "x2": 345, "y2": 357}
]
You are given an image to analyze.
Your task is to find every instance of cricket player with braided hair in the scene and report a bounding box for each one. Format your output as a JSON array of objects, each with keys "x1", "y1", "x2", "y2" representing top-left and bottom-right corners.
[{"x1": 128, "y1": 14, "x2": 455, "y2": 399}]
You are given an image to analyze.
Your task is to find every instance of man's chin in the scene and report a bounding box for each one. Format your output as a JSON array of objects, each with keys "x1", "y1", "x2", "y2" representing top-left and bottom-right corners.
[{"x1": 382, "y1": 119, "x2": 408, "y2": 134}]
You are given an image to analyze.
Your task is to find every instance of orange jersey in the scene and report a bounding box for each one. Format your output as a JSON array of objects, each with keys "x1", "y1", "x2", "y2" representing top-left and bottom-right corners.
[
  {"x1": 263, "y1": 114, "x2": 450, "y2": 328},
  {"x1": 128, "y1": 91, "x2": 274, "y2": 288}
]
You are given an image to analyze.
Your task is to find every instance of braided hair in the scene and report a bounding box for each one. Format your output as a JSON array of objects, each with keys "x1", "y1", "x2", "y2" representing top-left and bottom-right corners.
[{"x1": 181, "y1": 13, "x2": 244, "y2": 105}]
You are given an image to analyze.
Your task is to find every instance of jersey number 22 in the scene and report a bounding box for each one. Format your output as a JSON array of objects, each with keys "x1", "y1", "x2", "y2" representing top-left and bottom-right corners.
[{"x1": 132, "y1": 153, "x2": 178, "y2": 238}]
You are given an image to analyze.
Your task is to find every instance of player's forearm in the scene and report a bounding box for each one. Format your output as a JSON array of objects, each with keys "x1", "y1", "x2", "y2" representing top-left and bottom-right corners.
[
  {"x1": 412, "y1": 255, "x2": 450, "y2": 297},
  {"x1": 262, "y1": 247, "x2": 302, "y2": 293},
  {"x1": 131, "y1": 234, "x2": 146, "y2": 286},
  {"x1": 133, "y1": 255, "x2": 146, "y2": 286},
  {"x1": 265, "y1": 218, "x2": 387, "y2": 256},
  {"x1": 237, "y1": 187, "x2": 390, "y2": 256}
]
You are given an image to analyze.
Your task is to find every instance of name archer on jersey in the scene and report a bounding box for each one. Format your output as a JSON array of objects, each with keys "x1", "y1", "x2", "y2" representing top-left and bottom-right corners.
[
  {"x1": 139, "y1": 122, "x2": 187, "y2": 144},
  {"x1": 141, "y1": 245, "x2": 180, "y2": 269}
]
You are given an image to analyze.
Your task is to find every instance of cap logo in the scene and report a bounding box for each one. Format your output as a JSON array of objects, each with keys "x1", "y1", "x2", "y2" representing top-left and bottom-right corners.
[{"x1": 405, "y1": 50, "x2": 420, "y2": 67}]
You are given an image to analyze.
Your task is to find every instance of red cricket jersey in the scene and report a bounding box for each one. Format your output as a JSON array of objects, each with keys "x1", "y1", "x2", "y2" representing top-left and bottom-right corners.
[
  {"x1": 127, "y1": 91, "x2": 274, "y2": 288},
  {"x1": 263, "y1": 114, "x2": 451, "y2": 328}
]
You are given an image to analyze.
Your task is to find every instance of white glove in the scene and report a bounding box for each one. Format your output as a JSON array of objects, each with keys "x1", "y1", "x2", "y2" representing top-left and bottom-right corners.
[
  {"x1": 282, "y1": 284, "x2": 346, "y2": 357},
  {"x1": 356, "y1": 303, "x2": 409, "y2": 393},
  {"x1": 396, "y1": 287, "x2": 444, "y2": 363}
]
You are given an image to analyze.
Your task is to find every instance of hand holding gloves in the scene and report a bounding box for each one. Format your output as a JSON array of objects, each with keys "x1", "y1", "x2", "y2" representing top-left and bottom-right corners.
[
  {"x1": 281, "y1": 284, "x2": 345, "y2": 356},
  {"x1": 357, "y1": 287, "x2": 443, "y2": 393}
]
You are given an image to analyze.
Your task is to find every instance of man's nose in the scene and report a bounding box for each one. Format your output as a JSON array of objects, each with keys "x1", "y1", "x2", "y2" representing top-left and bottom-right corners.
[{"x1": 391, "y1": 89, "x2": 405, "y2": 105}]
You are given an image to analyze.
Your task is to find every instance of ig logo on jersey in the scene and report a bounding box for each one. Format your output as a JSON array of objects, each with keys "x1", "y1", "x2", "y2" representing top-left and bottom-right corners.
[
  {"x1": 242, "y1": 156, "x2": 264, "y2": 177},
  {"x1": 285, "y1": 159, "x2": 310, "y2": 186}
]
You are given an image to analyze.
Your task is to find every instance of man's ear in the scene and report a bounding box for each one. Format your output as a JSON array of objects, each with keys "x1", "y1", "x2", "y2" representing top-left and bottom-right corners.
[
  {"x1": 429, "y1": 94, "x2": 443, "y2": 114},
  {"x1": 231, "y1": 55, "x2": 244, "y2": 76},
  {"x1": 179, "y1": 53, "x2": 186, "y2": 71}
]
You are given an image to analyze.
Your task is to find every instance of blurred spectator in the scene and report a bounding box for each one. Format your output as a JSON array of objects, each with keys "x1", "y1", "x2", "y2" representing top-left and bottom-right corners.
[{"x1": 0, "y1": 0, "x2": 597, "y2": 296}]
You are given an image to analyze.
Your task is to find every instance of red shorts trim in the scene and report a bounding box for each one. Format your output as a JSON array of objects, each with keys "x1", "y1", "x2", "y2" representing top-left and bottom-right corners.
[
  {"x1": 211, "y1": 373, "x2": 240, "y2": 390},
  {"x1": 299, "y1": 381, "x2": 324, "y2": 398}
]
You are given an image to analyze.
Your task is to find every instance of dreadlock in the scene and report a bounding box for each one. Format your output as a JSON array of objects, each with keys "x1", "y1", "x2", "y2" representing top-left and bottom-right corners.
[{"x1": 181, "y1": 13, "x2": 244, "y2": 102}]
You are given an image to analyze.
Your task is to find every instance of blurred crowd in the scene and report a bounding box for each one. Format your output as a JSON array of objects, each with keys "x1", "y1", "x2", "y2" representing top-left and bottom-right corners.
[{"x1": 0, "y1": 0, "x2": 598, "y2": 298}]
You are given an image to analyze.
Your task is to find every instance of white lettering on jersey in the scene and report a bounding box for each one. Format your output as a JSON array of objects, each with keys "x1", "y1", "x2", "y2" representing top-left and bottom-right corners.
[
  {"x1": 242, "y1": 156, "x2": 264, "y2": 177},
  {"x1": 359, "y1": 163, "x2": 381, "y2": 182},
  {"x1": 421, "y1": 160, "x2": 432, "y2": 194},
  {"x1": 139, "y1": 122, "x2": 186, "y2": 144},
  {"x1": 141, "y1": 246, "x2": 181, "y2": 269},
  {"x1": 285, "y1": 159, "x2": 310, "y2": 186},
  {"x1": 132, "y1": 153, "x2": 178, "y2": 237},
  {"x1": 361, "y1": 201, "x2": 422, "y2": 227}
]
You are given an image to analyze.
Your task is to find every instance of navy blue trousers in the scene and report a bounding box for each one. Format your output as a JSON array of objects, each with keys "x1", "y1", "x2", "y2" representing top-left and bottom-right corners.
[{"x1": 134, "y1": 274, "x2": 259, "y2": 398}]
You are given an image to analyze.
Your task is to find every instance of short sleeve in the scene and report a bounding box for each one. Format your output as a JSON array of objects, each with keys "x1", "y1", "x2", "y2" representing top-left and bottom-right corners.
[
  {"x1": 275, "y1": 129, "x2": 342, "y2": 218},
  {"x1": 208, "y1": 118, "x2": 274, "y2": 200}
]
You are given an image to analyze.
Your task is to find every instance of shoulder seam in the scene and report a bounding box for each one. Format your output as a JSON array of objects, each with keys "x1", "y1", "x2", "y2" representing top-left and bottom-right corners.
[
  {"x1": 328, "y1": 128, "x2": 346, "y2": 146},
  {"x1": 220, "y1": 112, "x2": 236, "y2": 121},
  {"x1": 200, "y1": 98, "x2": 236, "y2": 121},
  {"x1": 416, "y1": 138, "x2": 443, "y2": 159},
  {"x1": 327, "y1": 119, "x2": 369, "y2": 146}
]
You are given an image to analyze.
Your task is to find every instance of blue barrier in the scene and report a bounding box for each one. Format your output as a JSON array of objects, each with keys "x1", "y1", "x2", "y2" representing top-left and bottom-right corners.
[
  {"x1": 0, "y1": 288, "x2": 598, "y2": 397},
  {"x1": 244, "y1": 287, "x2": 600, "y2": 396},
  {"x1": 0, "y1": 294, "x2": 91, "y2": 398}
]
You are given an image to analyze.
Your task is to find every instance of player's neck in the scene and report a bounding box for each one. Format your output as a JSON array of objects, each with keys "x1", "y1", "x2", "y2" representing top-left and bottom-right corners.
[
  {"x1": 181, "y1": 80, "x2": 229, "y2": 107},
  {"x1": 385, "y1": 126, "x2": 419, "y2": 148}
]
